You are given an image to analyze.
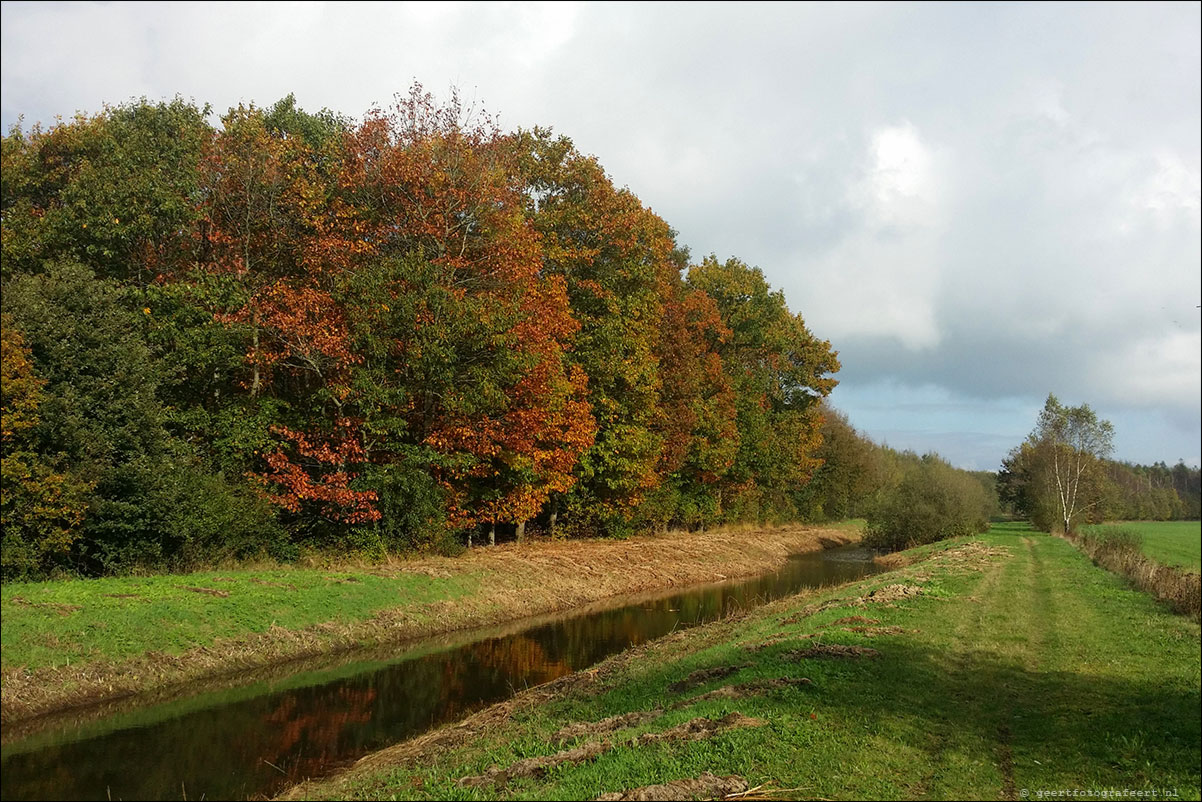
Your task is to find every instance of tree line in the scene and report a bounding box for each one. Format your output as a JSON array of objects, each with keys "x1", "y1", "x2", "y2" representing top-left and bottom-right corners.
[
  {"x1": 1, "y1": 88, "x2": 846, "y2": 580},
  {"x1": 8, "y1": 91, "x2": 1181, "y2": 580}
]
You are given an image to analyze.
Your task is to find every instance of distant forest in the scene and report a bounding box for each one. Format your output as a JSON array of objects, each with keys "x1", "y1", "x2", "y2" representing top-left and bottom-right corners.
[{"x1": 2, "y1": 89, "x2": 1195, "y2": 580}]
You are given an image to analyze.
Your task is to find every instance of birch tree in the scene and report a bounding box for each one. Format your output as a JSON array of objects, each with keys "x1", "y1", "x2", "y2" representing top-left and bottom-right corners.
[{"x1": 1032, "y1": 394, "x2": 1114, "y2": 533}]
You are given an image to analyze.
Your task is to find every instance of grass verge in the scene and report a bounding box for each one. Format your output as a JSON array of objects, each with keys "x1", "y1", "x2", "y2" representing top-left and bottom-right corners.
[
  {"x1": 1, "y1": 524, "x2": 856, "y2": 725},
  {"x1": 1069, "y1": 526, "x2": 1201, "y2": 621},
  {"x1": 281, "y1": 524, "x2": 1201, "y2": 801}
]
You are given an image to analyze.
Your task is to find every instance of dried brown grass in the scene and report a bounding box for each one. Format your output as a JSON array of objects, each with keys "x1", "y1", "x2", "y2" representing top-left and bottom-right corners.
[{"x1": 595, "y1": 772, "x2": 748, "y2": 801}]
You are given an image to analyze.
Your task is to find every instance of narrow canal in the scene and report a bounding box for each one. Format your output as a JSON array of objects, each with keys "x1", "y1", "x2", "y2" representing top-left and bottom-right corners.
[{"x1": 0, "y1": 545, "x2": 880, "y2": 801}]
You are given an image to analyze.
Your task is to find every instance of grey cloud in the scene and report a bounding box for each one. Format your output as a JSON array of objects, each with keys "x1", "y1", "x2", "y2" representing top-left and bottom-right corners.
[{"x1": 2, "y1": 1, "x2": 1197, "y2": 468}]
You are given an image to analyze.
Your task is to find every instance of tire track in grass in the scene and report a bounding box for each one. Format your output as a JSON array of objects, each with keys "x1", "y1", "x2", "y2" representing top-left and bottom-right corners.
[
  {"x1": 911, "y1": 543, "x2": 1011, "y2": 798},
  {"x1": 996, "y1": 537, "x2": 1051, "y2": 802}
]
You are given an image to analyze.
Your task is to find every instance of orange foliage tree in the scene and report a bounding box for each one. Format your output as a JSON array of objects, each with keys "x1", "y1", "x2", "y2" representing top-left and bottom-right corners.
[{"x1": 332, "y1": 86, "x2": 595, "y2": 540}]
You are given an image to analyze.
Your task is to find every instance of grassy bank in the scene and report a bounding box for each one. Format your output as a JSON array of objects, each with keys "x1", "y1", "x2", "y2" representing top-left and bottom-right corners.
[
  {"x1": 1082, "y1": 520, "x2": 1201, "y2": 571},
  {"x1": 1071, "y1": 523, "x2": 1201, "y2": 620},
  {"x1": 0, "y1": 523, "x2": 857, "y2": 725},
  {"x1": 283, "y1": 523, "x2": 1201, "y2": 801}
]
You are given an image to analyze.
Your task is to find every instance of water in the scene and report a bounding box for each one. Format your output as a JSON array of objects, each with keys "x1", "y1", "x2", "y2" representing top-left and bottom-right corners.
[{"x1": 0, "y1": 545, "x2": 880, "y2": 801}]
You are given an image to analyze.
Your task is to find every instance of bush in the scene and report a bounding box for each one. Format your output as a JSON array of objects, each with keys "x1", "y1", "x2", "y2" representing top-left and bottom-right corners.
[
  {"x1": 864, "y1": 454, "x2": 992, "y2": 552},
  {"x1": 352, "y1": 462, "x2": 453, "y2": 554}
]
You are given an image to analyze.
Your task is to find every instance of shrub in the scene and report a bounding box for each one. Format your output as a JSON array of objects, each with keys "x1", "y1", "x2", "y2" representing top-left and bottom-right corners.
[{"x1": 864, "y1": 454, "x2": 992, "y2": 552}]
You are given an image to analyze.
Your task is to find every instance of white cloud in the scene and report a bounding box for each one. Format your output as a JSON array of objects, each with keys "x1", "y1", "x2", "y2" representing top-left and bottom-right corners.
[
  {"x1": 1, "y1": 1, "x2": 1198, "y2": 468},
  {"x1": 862, "y1": 122, "x2": 937, "y2": 227}
]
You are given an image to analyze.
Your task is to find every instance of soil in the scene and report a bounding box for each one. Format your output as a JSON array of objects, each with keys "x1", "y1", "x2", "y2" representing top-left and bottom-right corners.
[
  {"x1": 458, "y1": 740, "x2": 613, "y2": 788},
  {"x1": 672, "y1": 678, "x2": 812, "y2": 707},
  {"x1": 635, "y1": 712, "x2": 766, "y2": 745},
  {"x1": 786, "y1": 644, "x2": 881, "y2": 660},
  {"x1": 552, "y1": 711, "x2": 661, "y2": 747},
  {"x1": 667, "y1": 664, "x2": 752, "y2": 693},
  {"x1": 825, "y1": 615, "x2": 880, "y2": 626},
  {"x1": 595, "y1": 772, "x2": 749, "y2": 801}
]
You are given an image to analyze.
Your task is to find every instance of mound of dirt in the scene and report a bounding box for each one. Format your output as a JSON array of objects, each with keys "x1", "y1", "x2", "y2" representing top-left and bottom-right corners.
[
  {"x1": 860, "y1": 584, "x2": 923, "y2": 604},
  {"x1": 8, "y1": 597, "x2": 81, "y2": 615},
  {"x1": 596, "y1": 772, "x2": 748, "y2": 801},
  {"x1": 551, "y1": 711, "x2": 660, "y2": 747},
  {"x1": 248, "y1": 577, "x2": 298, "y2": 590},
  {"x1": 635, "y1": 712, "x2": 765, "y2": 745},
  {"x1": 674, "y1": 677, "x2": 812, "y2": 708},
  {"x1": 458, "y1": 740, "x2": 613, "y2": 788},
  {"x1": 786, "y1": 644, "x2": 880, "y2": 660},
  {"x1": 667, "y1": 664, "x2": 751, "y2": 693},
  {"x1": 845, "y1": 625, "x2": 911, "y2": 637},
  {"x1": 827, "y1": 615, "x2": 880, "y2": 626},
  {"x1": 178, "y1": 585, "x2": 230, "y2": 598}
]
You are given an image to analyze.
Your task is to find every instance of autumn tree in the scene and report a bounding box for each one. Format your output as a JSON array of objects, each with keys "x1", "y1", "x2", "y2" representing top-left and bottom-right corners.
[
  {"x1": 510, "y1": 129, "x2": 679, "y2": 534},
  {"x1": 686, "y1": 256, "x2": 840, "y2": 521},
  {"x1": 2, "y1": 87, "x2": 865, "y2": 571},
  {"x1": 638, "y1": 276, "x2": 737, "y2": 530},
  {"x1": 197, "y1": 102, "x2": 380, "y2": 530},
  {"x1": 333, "y1": 88, "x2": 595, "y2": 544}
]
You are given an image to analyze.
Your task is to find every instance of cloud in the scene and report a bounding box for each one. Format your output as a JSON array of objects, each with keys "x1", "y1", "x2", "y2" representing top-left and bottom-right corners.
[{"x1": 2, "y1": 1, "x2": 1198, "y2": 469}]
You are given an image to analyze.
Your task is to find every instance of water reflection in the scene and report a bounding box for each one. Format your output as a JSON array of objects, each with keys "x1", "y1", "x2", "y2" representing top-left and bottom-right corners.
[{"x1": 0, "y1": 545, "x2": 879, "y2": 801}]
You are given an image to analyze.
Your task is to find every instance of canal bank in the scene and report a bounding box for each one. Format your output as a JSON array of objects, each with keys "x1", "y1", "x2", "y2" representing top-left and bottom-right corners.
[
  {"x1": 1, "y1": 539, "x2": 878, "y2": 800},
  {"x1": 1, "y1": 523, "x2": 859, "y2": 729}
]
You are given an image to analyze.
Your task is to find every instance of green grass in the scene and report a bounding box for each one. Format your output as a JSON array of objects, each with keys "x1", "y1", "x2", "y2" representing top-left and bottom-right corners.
[
  {"x1": 298, "y1": 523, "x2": 1201, "y2": 801},
  {"x1": 0, "y1": 567, "x2": 478, "y2": 671},
  {"x1": 1083, "y1": 521, "x2": 1201, "y2": 571}
]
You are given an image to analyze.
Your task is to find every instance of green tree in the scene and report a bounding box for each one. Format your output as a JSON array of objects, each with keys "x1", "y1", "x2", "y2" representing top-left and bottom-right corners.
[
  {"x1": 795, "y1": 404, "x2": 881, "y2": 521},
  {"x1": 1033, "y1": 394, "x2": 1114, "y2": 533},
  {"x1": 1, "y1": 98, "x2": 210, "y2": 284},
  {"x1": 3, "y1": 264, "x2": 281, "y2": 574},
  {"x1": 686, "y1": 255, "x2": 839, "y2": 521},
  {"x1": 1002, "y1": 394, "x2": 1115, "y2": 534},
  {"x1": 1, "y1": 315, "x2": 92, "y2": 579}
]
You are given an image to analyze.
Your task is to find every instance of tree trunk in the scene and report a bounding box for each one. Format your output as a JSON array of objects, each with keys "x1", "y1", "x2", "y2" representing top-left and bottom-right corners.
[
  {"x1": 489, "y1": 521, "x2": 496, "y2": 547},
  {"x1": 548, "y1": 496, "x2": 558, "y2": 535},
  {"x1": 515, "y1": 520, "x2": 526, "y2": 542},
  {"x1": 250, "y1": 323, "x2": 262, "y2": 397}
]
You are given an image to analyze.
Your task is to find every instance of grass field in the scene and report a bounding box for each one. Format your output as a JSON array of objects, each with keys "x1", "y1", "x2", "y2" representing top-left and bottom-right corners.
[
  {"x1": 286, "y1": 523, "x2": 1202, "y2": 801},
  {"x1": 1083, "y1": 521, "x2": 1201, "y2": 571}
]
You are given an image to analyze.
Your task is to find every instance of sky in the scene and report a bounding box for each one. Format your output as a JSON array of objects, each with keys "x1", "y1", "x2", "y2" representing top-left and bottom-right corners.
[{"x1": 2, "y1": 1, "x2": 1199, "y2": 470}]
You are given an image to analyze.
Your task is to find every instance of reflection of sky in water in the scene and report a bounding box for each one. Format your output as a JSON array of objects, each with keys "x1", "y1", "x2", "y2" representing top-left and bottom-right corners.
[{"x1": 0, "y1": 547, "x2": 879, "y2": 802}]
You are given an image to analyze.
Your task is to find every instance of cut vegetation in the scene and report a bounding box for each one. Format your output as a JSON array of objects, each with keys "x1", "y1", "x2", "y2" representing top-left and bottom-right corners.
[{"x1": 281, "y1": 527, "x2": 1201, "y2": 801}]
